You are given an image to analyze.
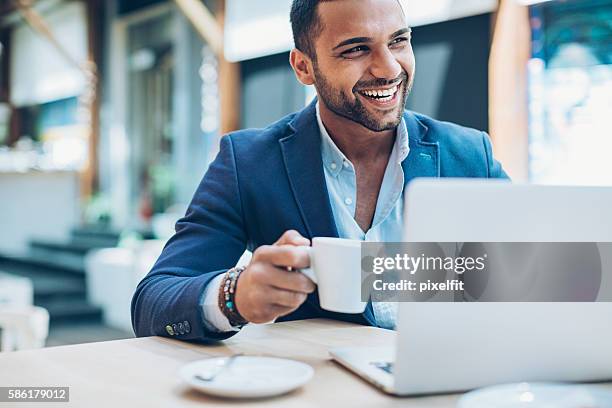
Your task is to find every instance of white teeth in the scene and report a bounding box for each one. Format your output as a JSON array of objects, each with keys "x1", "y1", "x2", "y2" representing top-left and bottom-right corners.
[{"x1": 361, "y1": 85, "x2": 398, "y2": 99}]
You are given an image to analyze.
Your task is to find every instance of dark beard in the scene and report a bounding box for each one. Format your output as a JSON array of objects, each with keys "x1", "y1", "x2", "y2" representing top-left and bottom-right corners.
[{"x1": 312, "y1": 64, "x2": 411, "y2": 132}]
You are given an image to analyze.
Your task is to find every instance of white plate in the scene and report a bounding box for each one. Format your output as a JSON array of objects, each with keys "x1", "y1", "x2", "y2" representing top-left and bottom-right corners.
[
  {"x1": 458, "y1": 383, "x2": 612, "y2": 408},
  {"x1": 180, "y1": 356, "x2": 314, "y2": 399}
]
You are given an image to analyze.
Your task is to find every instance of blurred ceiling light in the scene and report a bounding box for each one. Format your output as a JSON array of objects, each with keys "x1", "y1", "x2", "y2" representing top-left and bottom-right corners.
[
  {"x1": 399, "y1": 0, "x2": 497, "y2": 27},
  {"x1": 549, "y1": 43, "x2": 602, "y2": 69},
  {"x1": 225, "y1": 14, "x2": 293, "y2": 62},
  {"x1": 129, "y1": 48, "x2": 156, "y2": 72}
]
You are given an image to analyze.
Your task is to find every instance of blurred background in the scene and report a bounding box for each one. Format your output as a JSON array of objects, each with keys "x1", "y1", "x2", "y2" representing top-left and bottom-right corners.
[{"x1": 0, "y1": 0, "x2": 610, "y2": 350}]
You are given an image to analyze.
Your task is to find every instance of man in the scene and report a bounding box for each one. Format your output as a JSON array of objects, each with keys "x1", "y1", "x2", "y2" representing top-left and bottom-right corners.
[{"x1": 131, "y1": 0, "x2": 508, "y2": 342}]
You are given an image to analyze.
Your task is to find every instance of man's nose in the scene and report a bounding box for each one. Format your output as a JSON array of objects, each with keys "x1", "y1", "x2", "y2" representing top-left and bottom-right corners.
[{"x1": 369, "y1": 47, "x2": 402, "y2": 81}]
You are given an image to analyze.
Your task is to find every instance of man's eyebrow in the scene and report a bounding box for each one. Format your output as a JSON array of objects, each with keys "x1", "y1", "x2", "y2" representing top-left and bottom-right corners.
[
  {"x1": 332, "y1": 27, "x2": 412, "y2": 51},
  {"x1": 389, "y1": 27, "x2": 411, "y2": 39},
  {"x1": 332, "y1": 36, "x2": 372, "y2": 51}
]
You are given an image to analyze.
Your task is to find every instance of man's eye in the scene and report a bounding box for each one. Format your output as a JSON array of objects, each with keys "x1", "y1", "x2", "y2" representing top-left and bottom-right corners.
[
  {"x1": 342, "y1": 46, "x2": 369, "y2": 57},
  {"x1": 390, "y1": 37, "x2": 409, "y2": 47}
]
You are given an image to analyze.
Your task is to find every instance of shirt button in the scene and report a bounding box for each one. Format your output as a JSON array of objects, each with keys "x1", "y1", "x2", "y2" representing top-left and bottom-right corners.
[
  {"x1": 330, "y1": 162, "x2": 337, "y2": 170},
  {"x1": 165, "y1": 325, "x2": 175, "y2": 336},
  {"x1": 345, "y1": 198, "x2": 353, "y2": 206},
  {"x1": 343, "y1": 161, "x2": 350, "y2": 168}
]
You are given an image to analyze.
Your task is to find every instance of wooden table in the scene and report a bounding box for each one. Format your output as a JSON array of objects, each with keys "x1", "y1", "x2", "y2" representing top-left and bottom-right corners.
[{"x1": 0, "y1": 319, "x2": 497, "y2": 407}]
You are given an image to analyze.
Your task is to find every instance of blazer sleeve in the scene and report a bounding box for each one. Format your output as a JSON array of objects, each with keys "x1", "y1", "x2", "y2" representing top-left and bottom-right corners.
[
  {"x1": 482, "y1": 131, "x2": 510, "y2": 180},
  {"x1": 131, "y1": 135, "x2": 247, "y2": 342}
]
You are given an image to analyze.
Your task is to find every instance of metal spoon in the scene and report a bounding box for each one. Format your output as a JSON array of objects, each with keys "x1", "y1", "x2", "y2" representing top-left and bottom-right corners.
[{"x1": 194, "y1": 353, "x2": 243, "y2": 382}]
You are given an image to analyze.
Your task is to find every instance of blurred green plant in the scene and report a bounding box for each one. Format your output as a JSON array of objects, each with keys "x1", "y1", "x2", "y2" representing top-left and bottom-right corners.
[
  {"x1": 150, "y1": 163, "x2": 175, "y2": 214},
  {"x1": 83, "y1": 193, "x2": 112, "y2": 226}
]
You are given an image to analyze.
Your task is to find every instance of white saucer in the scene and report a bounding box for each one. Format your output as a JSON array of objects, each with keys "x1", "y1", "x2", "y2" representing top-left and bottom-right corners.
[
  {"x1": 458, "y1": 383, "x2": 612, "y2": 408},
  {"x1": 180, "y1": 356, "x2": 314, "y2": 399}
]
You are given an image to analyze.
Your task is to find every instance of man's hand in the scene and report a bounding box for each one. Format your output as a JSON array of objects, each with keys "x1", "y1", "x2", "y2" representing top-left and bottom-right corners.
[{"x1": 233, "y1": 230, "x2": 316, "y2": 323}]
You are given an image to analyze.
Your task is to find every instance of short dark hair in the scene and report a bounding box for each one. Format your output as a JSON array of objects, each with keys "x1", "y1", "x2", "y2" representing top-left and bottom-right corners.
[{"x1": 290, "y1": 0, "x2": 332, "y2": 60}]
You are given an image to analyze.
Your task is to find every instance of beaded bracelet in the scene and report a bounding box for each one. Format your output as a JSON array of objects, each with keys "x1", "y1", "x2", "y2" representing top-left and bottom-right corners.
[{"x1": 218, "y1": 265, "x2": 248, "y2": 327}]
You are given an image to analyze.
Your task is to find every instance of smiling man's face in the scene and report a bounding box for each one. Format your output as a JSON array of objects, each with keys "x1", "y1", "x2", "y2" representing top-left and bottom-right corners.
[{"x1": 310, "y1": 0, "x2": 415, "y2": 132}]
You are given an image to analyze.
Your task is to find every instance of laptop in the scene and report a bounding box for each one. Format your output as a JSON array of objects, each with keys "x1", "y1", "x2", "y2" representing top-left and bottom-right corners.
[{"x1": 330, "y1": 179, "x2": 612, "y2": 396}]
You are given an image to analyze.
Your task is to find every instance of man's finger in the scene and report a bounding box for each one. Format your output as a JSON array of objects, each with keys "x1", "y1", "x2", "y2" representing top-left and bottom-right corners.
[
  {"x1": 274, "y1": 229, "x2": 310, "y2": 246},
  {"x1": 266, "y1": 266, "x2": 316, "y2": 293},
  {"x1": 268, "y1": 287, "x2": 308, "y2": 308},
  {"x1": 256, "y1": 245, "x2": 310, "y2": 269}
]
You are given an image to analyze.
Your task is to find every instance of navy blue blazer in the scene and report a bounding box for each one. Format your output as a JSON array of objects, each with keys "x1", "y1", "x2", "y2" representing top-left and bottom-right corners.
[{"x1": 131, "y1": 100, "x2": 508, "y2": 342}]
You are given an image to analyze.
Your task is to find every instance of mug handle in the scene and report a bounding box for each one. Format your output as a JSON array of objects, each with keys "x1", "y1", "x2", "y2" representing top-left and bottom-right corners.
[{"x1": 299, "y1": 246, "x2": 317, "y2": 284}]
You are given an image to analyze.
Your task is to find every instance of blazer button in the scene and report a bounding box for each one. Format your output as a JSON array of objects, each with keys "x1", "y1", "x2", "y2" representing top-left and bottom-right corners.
[
  {"x1": 177, "y1": 322, "x2": 185, "y2": 335},
  {"x1": 165, "y1": 325, "x2": 175, "y2": 336},
  {"x1": 184, "y1": 321, "x2": 191, "y2": 334}
]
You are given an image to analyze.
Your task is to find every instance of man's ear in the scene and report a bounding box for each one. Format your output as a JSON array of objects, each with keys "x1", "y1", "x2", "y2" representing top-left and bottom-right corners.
[{"x1": 289, "y1": 48, "x2": 315, "y2": 86}]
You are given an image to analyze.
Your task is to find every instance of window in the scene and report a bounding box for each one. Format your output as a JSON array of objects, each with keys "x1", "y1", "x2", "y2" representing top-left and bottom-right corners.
[{"x1": 528, "y1": 0, "x2": 612, "y2": 185}]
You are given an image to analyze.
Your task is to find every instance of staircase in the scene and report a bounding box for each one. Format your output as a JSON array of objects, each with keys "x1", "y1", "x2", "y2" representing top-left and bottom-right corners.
[{"x1": 0, "y1": 227, "x2": 121, "y2": 326}]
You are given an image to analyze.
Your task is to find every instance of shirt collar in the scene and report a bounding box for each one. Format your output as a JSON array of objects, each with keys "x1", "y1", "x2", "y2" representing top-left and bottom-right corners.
[{"x1": 316, "y1": 102, "x2": 409, "y2": 178}]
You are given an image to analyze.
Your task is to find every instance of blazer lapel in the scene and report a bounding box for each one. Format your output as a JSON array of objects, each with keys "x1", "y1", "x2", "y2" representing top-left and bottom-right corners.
[
  {"x1": 402, "y1": 111, "x2": 439, "y2": 183},
  {"x1": 279, "y1": 101, "x2": 339, "y2": 239}
]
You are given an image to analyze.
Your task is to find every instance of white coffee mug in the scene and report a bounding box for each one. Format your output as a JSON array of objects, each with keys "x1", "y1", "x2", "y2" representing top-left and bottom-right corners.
[{"x1": 300, "y1": 237, "x2": 367, "y2": 314}]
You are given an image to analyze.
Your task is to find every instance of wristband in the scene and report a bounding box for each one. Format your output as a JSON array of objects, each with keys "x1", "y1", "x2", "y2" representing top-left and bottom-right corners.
[{"x1": 218, "y1": 266, "x2": 248, "y2": 327}]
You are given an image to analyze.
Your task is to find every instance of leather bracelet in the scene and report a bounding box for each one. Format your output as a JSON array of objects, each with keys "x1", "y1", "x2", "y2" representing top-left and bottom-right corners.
[{"x1": 218, "y1": 266, "x2": 248, "y2": 327}]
